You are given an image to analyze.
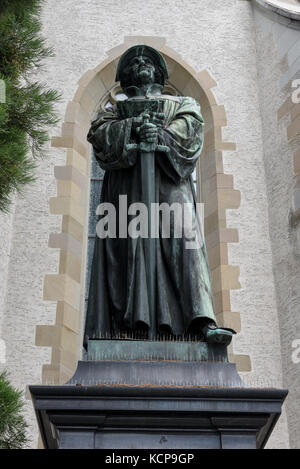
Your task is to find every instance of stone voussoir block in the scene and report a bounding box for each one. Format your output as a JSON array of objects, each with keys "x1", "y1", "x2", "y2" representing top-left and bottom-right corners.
[
  {"x1": 207, "y1": 243, "x2": 229, "y2": 271},
  {"x1": 229, "y1": 353, "x2": 252, "y2": 372},
  {"x1": 182, "y1": 77, "x2": 205, "y2": 102},
  {"x1": 212, "y1": 265, "x2": 241, "y2": 294},
  {"x1": 50, "y1": 196, "x2": 85, "y2": 225},
  {"x1": 211, "y1": 104, "x2": 227, "y2": 127},
  {"x1": 218, "y1": 188, "x2": 241, "y2": 210},
  {"x1": 77, "y1": 69, "x2": 97, "y2": 88},
  {"x1": 204, "y1": 189, "x2": 241, "y2": 218},
  {"x1": 84, "y1": 74, "x2": 107, "y2": 102},
  {"x1": 66, "y1": 149, "x2": 89, "y2": 175},
  {"x1": 51, "y1": 348, "x2": 79, "y2": 372},
  {"x1": 287, "y1": 113, "x2": 300, "y2": 140},
  {"x1": 54, "y1": 165, "x2": 87, "y2": 190},
  {"x1": 168, "y1": 63, "x2": 194, "y2": 92},
  {"x1": 203, "y1": 173, "x2": 234, "y2": 196},
  {"x1": 35, "y1": 325, "x2": 61, "y2": 348},
  {"x1": 216, "y1": 141, "x2": 236, "y2": 152},
  {"x1": 202, "y1": 88, "x2": 217, "y2": 108},
  {"x1": 43, "y1": 273, "x2": 81, "y2": 311},
  {"x1": 49, "y1": 231, "x2": 83, "y2": 259},
  {"x1": 61, "y1": 215, "x2": 84, "y2": 243},
  {"x1": 196, "y1": 69, "x2": 217, "y2": 90},
  {"x1": 294, "y1": 149, "x2": 300, "y2": 175},
  {"x1": 213, "y1": 290, "x2": 231, "y2": 315},
  {"x1": 73, "y1": 86, "x2": 97, "y2": 115},
  {"x1": 206, "y1": 228, "x2": 239, "y2": 249},
  {"x1": 204, "y1": 209, "x2": 227, "y2": 236},
  {"x1": 291, "y1": 102, "x2": 300, "y2": 122},
  {"x1": 57, "y1": 180, "x2": 82, "y2": 202},
  {"x1": 59, "y1": 248, "x2": 82, "y2": 284},
  {"x1": 41, "y1": 364, "x2": 74, "y2": 386},
  {"x1": 98, "y1": 62, "x2": 118, "y2": 90},
  {"x1": 61, "y1": 122, "x2": 89, "y2": 147},
  {"x1": 200, "y1": 151, "x2": 224, "y2": 179},
  {"x1": 51, "y1": 135, "x2": 88, "y2": 158},
  {"x1": 56, "y1": 301, "x2": 80, "y2": 334},
  {"x1": 36, "y1": 324, "x2": 78, "y2": 355},
  {"x1": 216, "y1": 311, "x2": 241, "y2": 333},
  {"x1": 65, "y1": 100, "x2": 92, "y2": 127}
]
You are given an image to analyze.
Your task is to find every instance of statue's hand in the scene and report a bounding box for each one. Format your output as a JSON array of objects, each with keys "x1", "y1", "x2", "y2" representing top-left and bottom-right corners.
[
  {"x1": 132, "y1": 112, "x2": 164, "y2": 129},
  {"x1": 149, "y1": 112, "x2": 164, "y2": 129},
  {"x1": 138, "y1": 122, "x2": 158, "y2": 144},
  {"x1": 132, "y1": 116, "x2": 144, "y2": 129}
]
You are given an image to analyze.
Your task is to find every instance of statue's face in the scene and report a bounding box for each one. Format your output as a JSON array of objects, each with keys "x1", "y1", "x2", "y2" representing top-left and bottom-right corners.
[{"x1": 128, "y1": 55, "x2": 156, "y2": 85}]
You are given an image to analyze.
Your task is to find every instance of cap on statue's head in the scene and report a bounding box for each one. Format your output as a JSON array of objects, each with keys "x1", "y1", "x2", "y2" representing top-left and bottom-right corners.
[{"x1": 115, "y1": 44, "x2": 168, "y2": 88}]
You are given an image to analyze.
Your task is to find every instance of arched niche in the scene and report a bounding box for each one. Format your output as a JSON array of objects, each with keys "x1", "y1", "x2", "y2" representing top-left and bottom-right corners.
[{"x1": 36, "y1": 37, "x2": 250, "y2": 385}]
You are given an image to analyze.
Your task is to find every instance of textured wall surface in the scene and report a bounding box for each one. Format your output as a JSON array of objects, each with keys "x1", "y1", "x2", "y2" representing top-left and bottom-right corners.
[
  {"x1": 0, "y1": 207, "x2": 15, "y2": 367},
  {"x1": 253, "y1": 2, "x2": 300, "y2": 449},
  {"x1": 0, "y1": 0, "x2": 294, "y2": 448}
]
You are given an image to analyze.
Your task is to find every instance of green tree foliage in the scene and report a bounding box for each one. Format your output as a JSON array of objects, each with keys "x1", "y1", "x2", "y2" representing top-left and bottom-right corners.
[
  {"x1": 0, "y1": 370, "x2": 29, "y2": 449},
  {"x1": 0, "y1": 0, "x2": 60, "y2": 213}
]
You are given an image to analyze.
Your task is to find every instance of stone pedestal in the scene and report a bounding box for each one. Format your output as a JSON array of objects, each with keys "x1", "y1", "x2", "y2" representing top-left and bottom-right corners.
[{"x1": 30, "y1": 339, "x2": 287, "y2": 449}]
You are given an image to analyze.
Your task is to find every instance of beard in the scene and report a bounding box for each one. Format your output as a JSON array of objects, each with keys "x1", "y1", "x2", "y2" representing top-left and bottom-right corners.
[{"x1": 132, "y1": 65, "x2": 155, "y2": 86}]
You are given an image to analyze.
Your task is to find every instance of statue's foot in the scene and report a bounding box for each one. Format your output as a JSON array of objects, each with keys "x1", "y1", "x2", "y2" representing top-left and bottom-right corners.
[{"x1": 202, "y1": 322, "x2": 236, "y2": 346}]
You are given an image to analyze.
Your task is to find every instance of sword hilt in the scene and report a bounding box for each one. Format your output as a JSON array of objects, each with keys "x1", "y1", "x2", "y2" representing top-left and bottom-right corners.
[
  {"x1": 125, "y1": 143, "x2": 169, "y2": 153},
  {"x1": 125, "y1": 113, "x2": 169, "y2": 154}
]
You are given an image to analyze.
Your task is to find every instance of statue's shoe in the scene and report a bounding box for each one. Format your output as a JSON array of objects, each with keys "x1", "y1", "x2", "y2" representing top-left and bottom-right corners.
[{"x1": 202, "y1": 325, "x2": 236, "y2": 346}]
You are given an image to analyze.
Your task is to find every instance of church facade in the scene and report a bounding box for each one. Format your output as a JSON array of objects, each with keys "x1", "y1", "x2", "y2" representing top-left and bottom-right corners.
[{"x1": 0, "y1": 0, "x2": 299, "y2": 448}]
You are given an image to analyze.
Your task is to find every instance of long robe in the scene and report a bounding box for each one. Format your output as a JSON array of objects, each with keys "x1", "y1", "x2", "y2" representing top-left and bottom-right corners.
[{"x1": 84, "y1": 94, "x2": 216, "y2": 347}]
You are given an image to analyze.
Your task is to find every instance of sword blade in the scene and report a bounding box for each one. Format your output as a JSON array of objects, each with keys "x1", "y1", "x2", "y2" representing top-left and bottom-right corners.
[{"x1": 140, "y1": 149, "x2": 156, "y2": 339}]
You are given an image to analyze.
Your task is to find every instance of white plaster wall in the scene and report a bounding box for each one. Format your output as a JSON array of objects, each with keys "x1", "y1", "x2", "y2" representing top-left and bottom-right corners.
[
  {"x1": 252, "y1": 3, "x2": 300, "y2": 449},
  {"x1": 0, "y1": 0, "x2": 291, "y2": 447},
  {"x1": 0, "y1": 206, "x2": 15, "y2": 367}
]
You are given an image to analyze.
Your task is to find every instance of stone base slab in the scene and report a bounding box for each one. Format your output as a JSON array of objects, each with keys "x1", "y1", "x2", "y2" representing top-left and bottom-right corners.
[{"x1": 30, "y1": 382, "x2": 288, "y2": 449}]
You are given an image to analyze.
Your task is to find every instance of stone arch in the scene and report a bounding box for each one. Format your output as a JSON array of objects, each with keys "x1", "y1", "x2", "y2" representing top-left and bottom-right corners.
[{"x1": 36, "y1": 36, "x2": 251, "y2": 385}]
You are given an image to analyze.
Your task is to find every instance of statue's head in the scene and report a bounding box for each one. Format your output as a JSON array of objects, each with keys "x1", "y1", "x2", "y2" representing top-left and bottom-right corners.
[{"x1": 115, "y1": 45, "x2": 168, "y2": 89}]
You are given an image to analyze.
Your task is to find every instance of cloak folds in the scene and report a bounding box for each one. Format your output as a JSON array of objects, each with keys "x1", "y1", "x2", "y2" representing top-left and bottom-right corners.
[{"x1": 83, "y1": 95, "x2": 216, "y2": 348}]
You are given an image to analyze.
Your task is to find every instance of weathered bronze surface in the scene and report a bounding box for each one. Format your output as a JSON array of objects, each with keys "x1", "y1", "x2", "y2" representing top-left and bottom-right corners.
[
  {"x1": 84, "y1": 45, "x2": 234, "y2": 348},
  {"x1": 86, "y1": 339, "x2": 229, "y2": 363}
]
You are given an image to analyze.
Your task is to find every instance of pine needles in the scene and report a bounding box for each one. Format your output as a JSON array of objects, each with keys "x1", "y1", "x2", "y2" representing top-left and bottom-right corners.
[
  {"x1": 0, "y1": 0, "x2": 61, "y2": 213},
  {"x1": 0, "y1": 371, "x2": 29, "y2": 449}
]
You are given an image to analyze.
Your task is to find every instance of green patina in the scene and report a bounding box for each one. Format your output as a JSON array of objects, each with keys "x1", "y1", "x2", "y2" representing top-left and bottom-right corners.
[{"x1": 84, "y1": 45, "x2": 235, "y2": 353}]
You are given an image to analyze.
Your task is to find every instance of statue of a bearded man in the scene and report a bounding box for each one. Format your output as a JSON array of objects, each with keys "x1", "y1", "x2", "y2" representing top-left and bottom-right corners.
[{"x1": 84, "y1": 45, "x2": 235, "y2": 349}]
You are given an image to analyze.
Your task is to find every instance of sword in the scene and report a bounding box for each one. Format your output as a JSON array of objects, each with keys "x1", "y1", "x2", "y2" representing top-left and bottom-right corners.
[{"x1": 124, "y1": 111, "x2": 169, "y2": 339}]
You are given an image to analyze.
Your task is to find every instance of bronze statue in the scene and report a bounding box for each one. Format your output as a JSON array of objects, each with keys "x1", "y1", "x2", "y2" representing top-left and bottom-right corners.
[{"x1": 84, "y1": 45, "x2": 235, "y2": 348}]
